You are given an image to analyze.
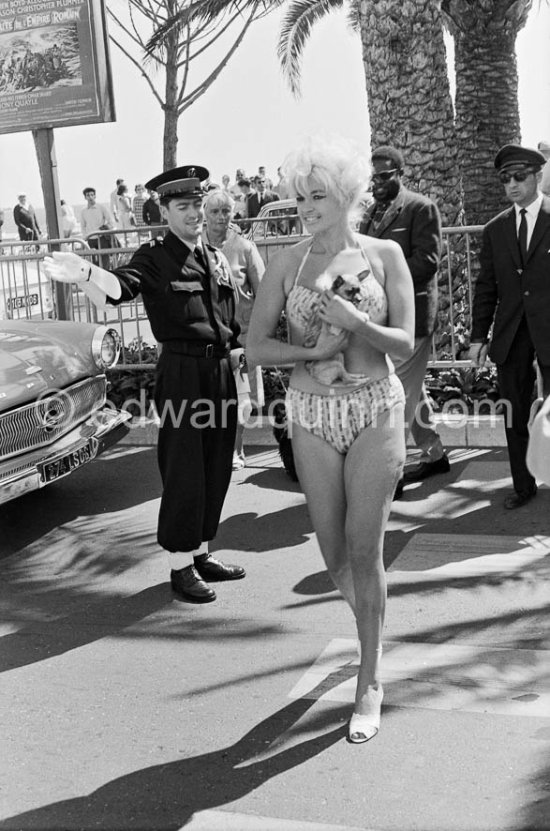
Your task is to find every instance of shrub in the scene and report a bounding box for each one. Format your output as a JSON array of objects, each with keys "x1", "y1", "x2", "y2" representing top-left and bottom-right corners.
[
  {"x1": 107, "y1": 338, "x2": 157, "y2": 415},
  {"x1": 425, "y1": 366, "x2": 500, "y2": 413}
]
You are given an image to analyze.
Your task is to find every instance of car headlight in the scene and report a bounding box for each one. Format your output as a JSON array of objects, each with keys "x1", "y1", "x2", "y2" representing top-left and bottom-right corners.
[{"x1": 91, "y1": 327, "x2": 121, "y2": 369}]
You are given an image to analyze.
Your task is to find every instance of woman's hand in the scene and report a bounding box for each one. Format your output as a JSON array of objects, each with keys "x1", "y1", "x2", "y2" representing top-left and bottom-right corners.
[
  {"x1": 43, "y1": 251, "x2": 91, "y2": 283},
  {"x1": 318, "y1": 290, "x2": 364, "y2": 332},
  {"x1": 309, "y1": 324, "x2": 349, "y2": 360}
]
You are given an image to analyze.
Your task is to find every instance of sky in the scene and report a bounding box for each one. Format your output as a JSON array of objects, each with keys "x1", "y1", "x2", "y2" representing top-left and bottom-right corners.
[{"x1": 1, "y1": 4, "x2": 549, "y2": 208}]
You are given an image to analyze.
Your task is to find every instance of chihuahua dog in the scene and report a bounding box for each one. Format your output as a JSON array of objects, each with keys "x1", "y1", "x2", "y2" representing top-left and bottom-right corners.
[{"x1": 304, "y1": 272, "x2": 366, "y2": 385}]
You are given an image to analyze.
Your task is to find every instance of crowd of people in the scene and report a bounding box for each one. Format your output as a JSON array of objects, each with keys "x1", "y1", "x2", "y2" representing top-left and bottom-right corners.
[
  {"x1": 13, "y1": 167, "x2": 283, "y2": 247},
  {"x1": 38, "y1": 133, "x2": 550, "y2": 746},
  {"x1": 83, "y1": 166, "x2": 286, "y2": 240}
]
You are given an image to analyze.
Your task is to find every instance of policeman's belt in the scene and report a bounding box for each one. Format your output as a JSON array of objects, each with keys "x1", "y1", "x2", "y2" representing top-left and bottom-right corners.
[{"x1": 164, "y1": 341, "x2": 230, "y2": 358}]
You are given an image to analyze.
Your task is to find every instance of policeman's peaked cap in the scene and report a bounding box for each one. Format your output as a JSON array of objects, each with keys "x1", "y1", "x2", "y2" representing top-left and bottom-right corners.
[
  {"x1": 145, "y1": 165, "x2": 210, "y2": 198},
  {"x1": 494, "y1": 144, "x2": 546, "y2": 171}
]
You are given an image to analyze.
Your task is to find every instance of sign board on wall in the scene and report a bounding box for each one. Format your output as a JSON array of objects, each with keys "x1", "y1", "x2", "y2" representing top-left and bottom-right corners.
[{"x1": 0, "y1": 0, "x2": 115, "y2": 133}]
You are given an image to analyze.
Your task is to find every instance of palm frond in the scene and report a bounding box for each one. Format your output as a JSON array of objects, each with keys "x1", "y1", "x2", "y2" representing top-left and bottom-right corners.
[
  {"x1": 145, "y1": 0, "x2": 274, "y2": 56},
  {"x1": 277, "y1": 0, "x2": 343, "y2": 96}
]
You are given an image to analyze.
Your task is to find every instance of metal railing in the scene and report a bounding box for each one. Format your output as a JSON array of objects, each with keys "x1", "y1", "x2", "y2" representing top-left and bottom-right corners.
[{"x1": 0, "y1": 218, "x2": 484, "y2": 371}]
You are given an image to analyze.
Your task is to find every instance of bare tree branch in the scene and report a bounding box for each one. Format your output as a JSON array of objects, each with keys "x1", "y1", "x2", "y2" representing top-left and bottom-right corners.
[
  {"x1": 109, "y1": 34, "x2": 165, "y2": 107},
  {"x1": 109, "y1": 0, "x2": 277, "y2": 168},
  {"x1": 176, "y1": 7, "x2": 258, "y2": 113}
]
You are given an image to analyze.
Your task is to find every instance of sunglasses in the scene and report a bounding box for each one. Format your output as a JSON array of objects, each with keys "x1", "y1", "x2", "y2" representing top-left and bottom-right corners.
[
  {"x1": 498, "y1": 169, "x2": 535, "y2": 184},
  {"x1": 371, "y1": 169, "x2": 399, "y2": 183}
]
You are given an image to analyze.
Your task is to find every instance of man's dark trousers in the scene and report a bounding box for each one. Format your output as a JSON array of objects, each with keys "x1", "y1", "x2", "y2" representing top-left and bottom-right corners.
[
  {"x1": 154, "y1": 348, "x2": 237, "y2": 552},
  {"x1": 497, "y1": 317, "x2": 550, "y2": 494}
]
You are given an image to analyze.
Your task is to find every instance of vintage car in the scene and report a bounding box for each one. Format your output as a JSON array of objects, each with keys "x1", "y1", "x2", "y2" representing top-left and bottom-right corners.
[
  {"x1": 0, "y1": 319, "x2": 132, "y2": 506},
  {"x1": 247, "y1": 198, "x2": 304, "y2": 241}
]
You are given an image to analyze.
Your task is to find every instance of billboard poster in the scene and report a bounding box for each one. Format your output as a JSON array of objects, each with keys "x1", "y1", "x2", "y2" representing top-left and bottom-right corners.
[{"x1": 0, "y1": 0, "x2": 115, "y2": 133}]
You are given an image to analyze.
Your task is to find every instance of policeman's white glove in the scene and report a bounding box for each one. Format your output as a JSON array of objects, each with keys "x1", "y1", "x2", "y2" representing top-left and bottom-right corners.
[
  {"x1": 43, "y1": 250, "x2": 91, "y2": 283},
  {"x1": 468, "y1": 341, "x2": 489, "y2": 369},
  {"x1": 43, "y1": 250, "x2": 122, "y2": 308}
]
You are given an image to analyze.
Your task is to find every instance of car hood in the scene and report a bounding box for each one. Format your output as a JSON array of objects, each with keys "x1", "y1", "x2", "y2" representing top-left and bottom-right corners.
[{"x1": 0, "y1": 320, "x2": 103, "y2": 412}]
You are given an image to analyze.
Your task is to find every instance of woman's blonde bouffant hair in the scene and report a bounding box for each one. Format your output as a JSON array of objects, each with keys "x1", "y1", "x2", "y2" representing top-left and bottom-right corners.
[{"x1": 281, "y1": 135, "x2": 371, "y2": 213}]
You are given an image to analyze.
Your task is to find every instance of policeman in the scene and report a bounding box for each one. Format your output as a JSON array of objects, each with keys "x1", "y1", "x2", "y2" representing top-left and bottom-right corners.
[
  {"x1": 44, "y1": 166, "x2": 246, "y2": 603},
  {"x1": 468, "y1": 144, "x2": 550, "y2": 509}
]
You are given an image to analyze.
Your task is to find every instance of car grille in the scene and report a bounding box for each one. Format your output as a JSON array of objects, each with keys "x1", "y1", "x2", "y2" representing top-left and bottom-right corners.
[{"x1": 0, "y1": 376, "x2": 107, "y2": 459}]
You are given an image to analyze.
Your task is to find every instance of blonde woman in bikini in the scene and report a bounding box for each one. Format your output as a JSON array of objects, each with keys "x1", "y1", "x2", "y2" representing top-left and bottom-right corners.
[{"x1": 247, "y1": 136, "x2": 414, "y2": 743}]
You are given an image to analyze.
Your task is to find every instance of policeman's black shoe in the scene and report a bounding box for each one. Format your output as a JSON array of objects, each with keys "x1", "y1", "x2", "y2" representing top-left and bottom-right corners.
[
  {"x1": 503, "y1": 486, "x2": 537, "y2": 510},
  {"x1": 171, "y1": 566, "x2": 216, "y2": 604},
  {"x1": 393, "y1": 479, "x2": 404, "y2": 500},
  {"x1": 194, "y1": 553, "x2": 246, "y2": 582},
  {"x1": 402, "y1": 453, "x2": 450, "y2": 483}
]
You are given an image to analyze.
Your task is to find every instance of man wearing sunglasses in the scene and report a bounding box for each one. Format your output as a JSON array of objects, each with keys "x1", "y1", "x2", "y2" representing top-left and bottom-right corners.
[
  {"x1": 360, "y1": 146, "x2": 449, "y2": 499},
  {"x1": 469, "y1": 144, "x2": 550, "y2": 509},
  {"x1": 537, "y1": 141, "x2": 550, "y2": 197}
]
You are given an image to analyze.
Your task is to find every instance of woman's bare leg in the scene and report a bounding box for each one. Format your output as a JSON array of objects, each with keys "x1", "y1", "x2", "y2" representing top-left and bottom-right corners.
[
  {"x1": 291, "y1": 422, "x2": 356, "y2": 612},
  {"x1": 344, "y1": 404, "x2": 405, "y2": 715}
]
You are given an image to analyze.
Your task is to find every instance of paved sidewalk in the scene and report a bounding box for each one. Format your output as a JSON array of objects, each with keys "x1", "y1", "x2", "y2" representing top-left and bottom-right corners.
[
  {"x1": 119, "y1": 413, "x2": 509, "y2": 450},
  {"x1": 0, "y1": 443, "x2": 548, "y2": 831}
]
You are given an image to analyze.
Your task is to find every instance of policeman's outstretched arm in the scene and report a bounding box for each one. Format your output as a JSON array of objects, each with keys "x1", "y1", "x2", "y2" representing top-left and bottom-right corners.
[{"x1": 43, "y1": 251, "x2": 121, "y2": 310}]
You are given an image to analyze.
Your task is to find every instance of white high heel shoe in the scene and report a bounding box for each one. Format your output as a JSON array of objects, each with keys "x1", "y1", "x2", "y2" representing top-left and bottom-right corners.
[{"x1": 348, "y1": 684, "x2": 383, "y2": 743}]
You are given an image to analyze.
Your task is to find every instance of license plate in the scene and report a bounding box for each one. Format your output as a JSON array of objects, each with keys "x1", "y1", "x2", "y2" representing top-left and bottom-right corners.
[{"x1": 39, "y1": 439, "x2": 99, "y2": 483}]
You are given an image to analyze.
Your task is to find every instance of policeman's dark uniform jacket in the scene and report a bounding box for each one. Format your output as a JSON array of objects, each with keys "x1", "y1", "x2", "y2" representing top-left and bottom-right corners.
[
  {"x1": 104, "y1": 167, "x2": 241, "y2": 554},
  {"x1": 471, "y1": 144, "x2": 550, "y2": 498}
]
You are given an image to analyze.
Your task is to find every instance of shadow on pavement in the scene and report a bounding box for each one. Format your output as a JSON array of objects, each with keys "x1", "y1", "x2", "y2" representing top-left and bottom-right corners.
[
  {"x1": 517, "y1": 755, "x2": 550, "y2": 831},
  {"x1": 396, "y1": 602, "x2": 550, "y2": 651},
  {"x1": 0, "y1": 584, "x2": 169, "y2": 673},
  {"x1": 243, "y1": 466, "x2": 302, "y2": 493},
  {"x1": 213, "y1": 504, "x2": 313, "y2": 554},
  {"x1": 0, "y1": 448, "x2": 160, "y2": 559},
  {"x1": 293, "y1": 570, "x2": 337, "y2": 595},
  {"x1": 0, "y1": 672, "x2": 348, "y2": 831}
]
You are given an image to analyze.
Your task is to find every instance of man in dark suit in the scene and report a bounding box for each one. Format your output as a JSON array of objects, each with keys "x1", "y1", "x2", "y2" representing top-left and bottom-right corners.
[
  {"x1": 360, "y1": 146, "x2": 449, "y2": 498},
  {"x1": 246, "y1": 175, "x2": 280, "y2": 221},
  {"x1": 469, "y1": 144, "x2": 550, "y2": 509}
]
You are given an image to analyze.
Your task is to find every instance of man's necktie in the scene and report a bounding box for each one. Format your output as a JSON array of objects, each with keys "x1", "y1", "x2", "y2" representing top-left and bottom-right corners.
[
  {"x1": 518, "y1": 208, "x2": 528, "y2": 265},
  {"x1": 371, "y1": 201, "x2": 389, "y2": 230},
  {"x1": 194, "y1": 246, "x2": 206, "y2": 269}
]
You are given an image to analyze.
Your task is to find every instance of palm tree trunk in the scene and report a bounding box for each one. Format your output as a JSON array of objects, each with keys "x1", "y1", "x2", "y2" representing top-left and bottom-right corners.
[
  {"x1": 358, "y1": 0, "x2": 462, "y2": 226},
  {"x1": 454, "y1": 31, "x2": 521, "y2": 225},
  {"x1": 444, "y1": 0, "x2": 533, "y2": 225}
]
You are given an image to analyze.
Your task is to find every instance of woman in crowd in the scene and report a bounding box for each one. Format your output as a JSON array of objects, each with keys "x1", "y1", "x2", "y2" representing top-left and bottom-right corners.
[
  {"x1": 247, "y1": 136, "x2": 414, "y2": 742},
  {"x1": 203, "y1": 189, "x2": 266, "y2": 469},
  {"x1": 117, "y1": 183, "x2": 135, "y2": 231}
]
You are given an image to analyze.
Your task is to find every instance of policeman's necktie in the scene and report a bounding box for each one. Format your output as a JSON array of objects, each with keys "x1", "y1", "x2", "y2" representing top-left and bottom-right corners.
[
  {"x1": 518, "y1": 208, "x2": 528, "y2": 265},
  {"x1": 194, "y1": 246, "x2": 206, "y2": 269}
]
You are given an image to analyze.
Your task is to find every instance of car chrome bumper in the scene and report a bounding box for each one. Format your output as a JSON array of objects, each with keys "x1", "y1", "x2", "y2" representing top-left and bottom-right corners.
[{"x1": 0, "y1": 407, "x2": 132, "y2": 505}]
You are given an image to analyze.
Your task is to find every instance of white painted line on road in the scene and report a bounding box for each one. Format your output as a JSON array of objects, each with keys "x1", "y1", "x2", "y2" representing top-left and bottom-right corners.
[
  {"x1": 388, "y1": 533, "x2": 550, "y2": 579},
  {"x1": 394, "y1": 460, "x2": 547, "y2": 520},
  {"x1": 288, "y1": 638, "x2": 550, "y2": 718},
  {"x1": 394, "y1": 487, "x2": 492, "y2": 519},
  {"x1": 451, "y1": 460, "x2": 513, "y2": 491},
  {"x1": 453, "y1": 461, "x2": 548, "y2": 492},
  {"x1": 183, "y1": 809, "x2": 369, "y2": 830}
]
